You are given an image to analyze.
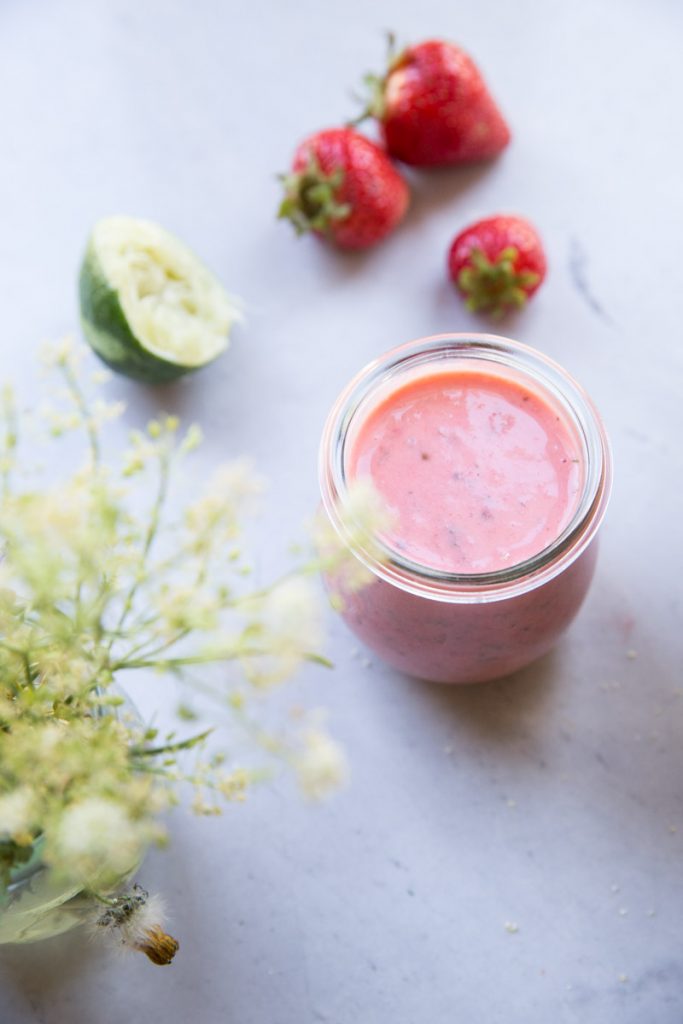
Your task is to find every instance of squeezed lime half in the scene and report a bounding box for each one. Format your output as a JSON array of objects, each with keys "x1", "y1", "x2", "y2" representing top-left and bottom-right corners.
[{"x1": 79, "y1": 216, "x2": 239, "y2": 383}]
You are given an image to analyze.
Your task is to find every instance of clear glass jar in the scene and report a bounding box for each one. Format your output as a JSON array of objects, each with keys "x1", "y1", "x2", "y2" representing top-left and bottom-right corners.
[
  {"x1": 0, "y1": 685, "x2": 142, "y2": 944},
  {"x1": 0, "y1": 838, "x2": 94, "y2": 944},
  {"x1": 319, "y1": 333, "x2": 612, "y2": 684}
]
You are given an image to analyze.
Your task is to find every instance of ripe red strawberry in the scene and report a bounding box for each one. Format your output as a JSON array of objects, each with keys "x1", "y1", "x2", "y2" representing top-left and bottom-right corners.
[
  {"x1": 358, "y1": 38, "x2": 511, "y2": 167},
  {"x1": 278, "y1": 128, "x2": 409, "y2": 250},
  {"x1": 448, "y1": 215, "x2": 547, "y2": 316}
]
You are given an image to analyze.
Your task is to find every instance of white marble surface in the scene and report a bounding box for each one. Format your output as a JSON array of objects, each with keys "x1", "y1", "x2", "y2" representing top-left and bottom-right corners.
[{"x1": 0, "y1": 0, "x2": 682, "y2": 1020}]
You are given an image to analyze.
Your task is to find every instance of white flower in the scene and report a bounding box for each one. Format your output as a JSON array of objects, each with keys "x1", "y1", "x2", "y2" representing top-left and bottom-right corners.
[
  {"x1": 90, "y1": 398, "x2": 126, "y2": 428},
  {"x1": 295, "y1": 728, "x2": 348, "y2": 800},
  {"x1": 185, "y1": 460, "x2": 264, "y2": 539},
  {"x1": 180, "y1": 423, "x2": 203, "y2": 453},
  {"x1": 155, "y1": 585, "x2": 219, "y2": 634},
  {"x1": 0, "y1": 787, "x2": 35, "y2": 842},
  {"x1": 242, "y1": 577, "x2": 324, "y2": 685},
  {"x1": 53, "y1": 798, "x2": 145, "y2": 886},
  {"x1": 37, "y1": 722, "x2": 66, "y2": 756},
  {"x1": 40, "y1": 336, "x2": 85, "y2": 369},
  {"x1": 260, "y1": 577, "x2": 324, "y2": 653},
  {"x1": 315, "y1": 479, "x2": 392, "y2": 594}
]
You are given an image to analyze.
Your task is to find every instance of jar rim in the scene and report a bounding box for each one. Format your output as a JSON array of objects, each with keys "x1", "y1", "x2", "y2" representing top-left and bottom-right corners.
[{"x1": 319, "y1": 333, "x2": 612, "y2": 603}]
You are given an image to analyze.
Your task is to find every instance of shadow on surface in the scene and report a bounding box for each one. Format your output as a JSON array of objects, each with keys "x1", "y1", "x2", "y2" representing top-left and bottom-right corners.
[
  {"x1": 0, "y1": 924, "x2": 101, "y2": 1005},
  {"x1": 400, "y1": 648, "x2": 561, "y2": 749},
  {"x1": 402, "y1": 162, "x2": 498, "y2": 229},
  {"x1": 115, "y1": 373, "x2": 209, "y2": 426}
]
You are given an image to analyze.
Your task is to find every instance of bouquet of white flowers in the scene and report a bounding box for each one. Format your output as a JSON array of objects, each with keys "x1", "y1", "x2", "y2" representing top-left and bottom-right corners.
[{"x1": 0, "y1": 340, "x2": 351, "y2": 963}]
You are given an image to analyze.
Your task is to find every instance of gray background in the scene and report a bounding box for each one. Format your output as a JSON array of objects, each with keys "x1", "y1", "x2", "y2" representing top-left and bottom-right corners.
[{"x1": 0, "y1": 0, "x2": 682, "y2": 1021}]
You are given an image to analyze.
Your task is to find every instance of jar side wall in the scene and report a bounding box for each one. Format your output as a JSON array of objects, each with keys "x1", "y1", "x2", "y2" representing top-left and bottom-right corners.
[{"x1": 328, "y1": 541, "x2": 599, "y2": 684}]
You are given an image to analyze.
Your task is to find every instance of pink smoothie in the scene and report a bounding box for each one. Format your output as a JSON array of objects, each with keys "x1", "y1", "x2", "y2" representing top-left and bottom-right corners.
[
  {"x1": 321, "y1": 336, "x2": 611, "y2": 684},
  {"x1": 348, "y1": 370, "x2": 583, "y2": 573}
]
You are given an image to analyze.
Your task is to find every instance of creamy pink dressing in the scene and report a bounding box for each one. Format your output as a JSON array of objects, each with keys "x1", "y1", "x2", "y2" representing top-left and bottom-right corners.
[{"x1": 349, "y1": 370, "x2": 582, "y2": 573}]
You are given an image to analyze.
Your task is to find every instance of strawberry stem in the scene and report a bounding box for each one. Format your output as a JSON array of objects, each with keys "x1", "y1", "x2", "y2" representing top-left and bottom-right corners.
[
  {"x1": 349, "y1": 31, "x2": 405, "y2": 126},
  {"x1": 348, "y1": 73, "x2": 386, "y2": 126}
]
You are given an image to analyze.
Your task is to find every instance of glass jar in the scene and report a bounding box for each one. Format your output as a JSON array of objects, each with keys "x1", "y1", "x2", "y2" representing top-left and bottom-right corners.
[
  {"x1": 0, "y1": 838, "x2": 94, "y2": 944},
  {"x1": 319, "y1": 333, "x2": 612, "y2": 684},
  {"x1": 0, "y1": 685, "x2": 142, "y2": 945}
]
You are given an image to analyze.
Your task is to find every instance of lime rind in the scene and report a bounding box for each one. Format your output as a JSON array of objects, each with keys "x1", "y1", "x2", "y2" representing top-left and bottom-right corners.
[{"x1": 79, "y1": 216, "x2": 239, "y2": 383}]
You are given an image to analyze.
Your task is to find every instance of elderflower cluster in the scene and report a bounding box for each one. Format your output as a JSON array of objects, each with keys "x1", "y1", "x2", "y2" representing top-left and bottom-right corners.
[
  {"x1": 241, "y1": 577, "x2": 325, "y2": 686},
  {"x1": 0, "y1": 341, "x2": 362, "y2": 941},
  {"x1": 51, "y1": 798, "x2": 151, "y2": 889},
  {"x1": 0, "y1": 788, "x2": 35, "y2": 846}
]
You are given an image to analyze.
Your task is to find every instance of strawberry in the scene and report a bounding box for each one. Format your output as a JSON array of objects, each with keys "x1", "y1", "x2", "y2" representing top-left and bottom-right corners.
[
  {"x1": 278, "y1": 128, "x2": 409, "y2": 250},
  {"x1": 357, "y1": 37, "x2": 511, "y2": 167},
  {"x1": 448, "y1": 215, "x2": 547, "y2": 316}
]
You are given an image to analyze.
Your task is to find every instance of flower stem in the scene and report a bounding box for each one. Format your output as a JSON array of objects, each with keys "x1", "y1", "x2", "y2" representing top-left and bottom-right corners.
[
  {"x1": 60, "y1": 359, "x2": 100, "y2": 466},
  {"x1": 111, "y1": 447, "x2": 171, "y2": 645}
]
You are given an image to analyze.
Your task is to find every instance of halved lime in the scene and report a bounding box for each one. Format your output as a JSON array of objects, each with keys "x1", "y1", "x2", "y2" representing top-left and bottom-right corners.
[{"x1": 79, "y1": 216, "x2": 239, "y2": 383}]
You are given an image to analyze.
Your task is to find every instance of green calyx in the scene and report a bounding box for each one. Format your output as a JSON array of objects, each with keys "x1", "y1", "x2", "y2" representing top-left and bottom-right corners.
[
  {"x1": 349, "y1": 31, "x2": 406, "y2": 126},
  {"x1": 278, "y1": 155, "x2": 351, "y2": 237},
  {"x1": 351, "y1": 72, "x2": 388, "y2": 124},
  {"x1": 457, "y1": 247, "x2": 540, "y2": 317}
]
